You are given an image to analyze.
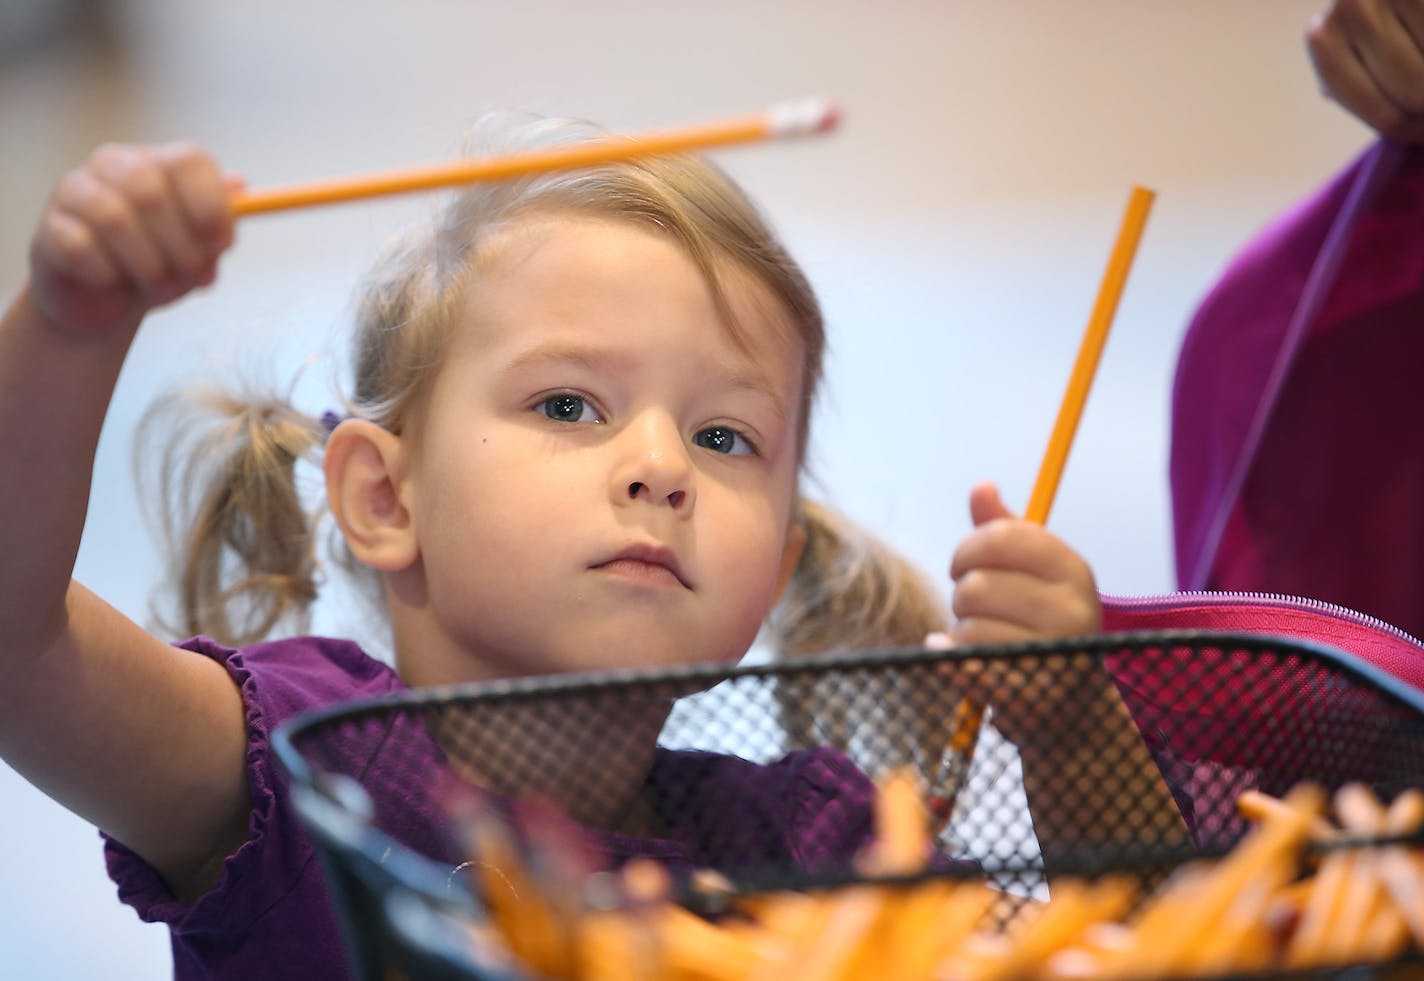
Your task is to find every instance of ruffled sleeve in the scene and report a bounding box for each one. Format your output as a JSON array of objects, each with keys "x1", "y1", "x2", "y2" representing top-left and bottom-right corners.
[{"x1": 102, "y1": 635, "x2": 405, "y2": 980}]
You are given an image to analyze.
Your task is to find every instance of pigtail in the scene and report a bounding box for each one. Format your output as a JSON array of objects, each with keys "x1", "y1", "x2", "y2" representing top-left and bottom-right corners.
[
  {"x1": 768, "y1": 496, "x2": 949, "y2": 658},
  {"x1": 139, "y1": 388, "x2": 327, "y2": 648},
  {"x1": 768, "y1": 498, "x2": 960, "y2": 783}
]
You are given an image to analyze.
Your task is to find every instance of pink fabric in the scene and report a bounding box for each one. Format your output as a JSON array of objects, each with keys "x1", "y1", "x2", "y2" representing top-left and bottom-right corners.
[
  {"x1": 1100, "y1": 593, "x2": 1424, "y2": 839},
  {"x1": 1170, "y1": 140, "x2": 1424, "y2": 642},
  {"x1": 1102, "y1": 593, "x2": 1424, "y2": 692}
]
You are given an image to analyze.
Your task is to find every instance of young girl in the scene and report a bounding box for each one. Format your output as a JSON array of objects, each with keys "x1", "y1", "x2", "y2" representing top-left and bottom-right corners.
[{"x1": 0, "y1": 116, "x2": 1105, "y2": 979}]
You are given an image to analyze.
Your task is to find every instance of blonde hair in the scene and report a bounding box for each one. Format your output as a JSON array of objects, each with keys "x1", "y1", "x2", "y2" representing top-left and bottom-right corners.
[
  {"x1": 147, "y1": 112, "x2": 947, "y2": 653},
  {"x1": 771, "y1": 498, "x2": 948, "y2": 658},
  {"x1": 140, "y1": 386, "x2": 327, "y2": 646}
]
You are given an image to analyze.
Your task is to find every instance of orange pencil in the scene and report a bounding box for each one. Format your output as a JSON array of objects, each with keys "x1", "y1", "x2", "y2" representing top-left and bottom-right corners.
[
  {"x1": 232, "y1": 99, "x2": 839, "y2": 216},
  {"x1": 1025, "y1": 185, "x2": 1155, "y2": 524},
  {"x1": 945, "y1": 185, "x2": 1156, "y2": 802}
]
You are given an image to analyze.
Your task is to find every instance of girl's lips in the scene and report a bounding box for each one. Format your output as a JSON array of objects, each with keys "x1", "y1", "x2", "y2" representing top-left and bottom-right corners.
[
  {"x1": 595, "y1": 557, "x2": 686, "y2": 588},
  {"x1": 593, "y1": 543, "x2": 691, "y2": 589}
]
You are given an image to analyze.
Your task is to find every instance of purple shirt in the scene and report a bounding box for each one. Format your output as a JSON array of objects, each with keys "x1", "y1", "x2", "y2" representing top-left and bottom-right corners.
[{"x1": 103, "y1": 636, "x2": 875, "y2": 980}]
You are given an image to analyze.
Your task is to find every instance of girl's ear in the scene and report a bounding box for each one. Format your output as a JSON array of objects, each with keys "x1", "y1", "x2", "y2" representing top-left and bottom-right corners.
[
  {"x1": 324, "y1": 419, "x2": 419, "y2": 572},
  {"x1": 773, "y1": 518, "x2": 808, "y2": 604}
]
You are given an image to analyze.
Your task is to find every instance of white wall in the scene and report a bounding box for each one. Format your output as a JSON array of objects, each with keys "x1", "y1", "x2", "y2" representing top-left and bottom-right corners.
[{"x1": 0, "y1": 1, "x2": 1374, "y2": 976}]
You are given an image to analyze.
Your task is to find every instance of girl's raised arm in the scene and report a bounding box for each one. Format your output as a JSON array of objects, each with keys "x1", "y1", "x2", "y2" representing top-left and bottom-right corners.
[{"x1": 0, "y1": 143, "x2": 252, "y2": 899}]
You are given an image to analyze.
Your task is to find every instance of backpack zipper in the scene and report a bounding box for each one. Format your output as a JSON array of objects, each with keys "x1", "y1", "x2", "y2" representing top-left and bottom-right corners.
[{"x1": 1101, "y1": 589, "x2": 1424, "y2": 653}]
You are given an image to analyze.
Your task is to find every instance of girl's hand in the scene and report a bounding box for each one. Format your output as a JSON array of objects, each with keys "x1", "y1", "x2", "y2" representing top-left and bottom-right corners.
[
  {"x1": 1308, "y1": 0, "x2": 1424, "y2": 142},
  {"x1": 939, "y1": 485, "x2": 1186, "y2": 850},
  {"x1": 28, "y1": 142, "x2": 238, "y2": 336},
  {"x1": 947, "y1": 481, "x2": 1101, "y2": 646}
]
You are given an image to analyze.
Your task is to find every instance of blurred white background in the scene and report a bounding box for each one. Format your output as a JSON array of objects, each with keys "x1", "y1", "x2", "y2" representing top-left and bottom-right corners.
[{"x1": 0, "y1": 1, "x2": 1373, "y2": 976}]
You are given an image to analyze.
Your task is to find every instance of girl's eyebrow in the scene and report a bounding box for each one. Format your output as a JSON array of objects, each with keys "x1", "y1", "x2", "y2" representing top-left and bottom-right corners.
[
  {"x1": 500, "y1": 343, "x2": 623, "y2": 377},
  {"x1": 716, "y1": 367, "x2": 790, "y2": 425}
]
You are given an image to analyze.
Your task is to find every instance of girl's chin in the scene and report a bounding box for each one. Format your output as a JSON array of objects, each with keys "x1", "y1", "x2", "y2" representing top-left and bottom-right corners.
[{"x1": 540, "y1": 645, "x2": 744, "y2": 677}]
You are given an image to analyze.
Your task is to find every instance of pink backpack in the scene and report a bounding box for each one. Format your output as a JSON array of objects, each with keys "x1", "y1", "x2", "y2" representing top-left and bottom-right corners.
[
  {"x1": 1099, "y1": 590, "x2": 1424, "y2": 840},
  {"x1": 1102, "y1": 590, "x2": 1424, "y2": 692}
]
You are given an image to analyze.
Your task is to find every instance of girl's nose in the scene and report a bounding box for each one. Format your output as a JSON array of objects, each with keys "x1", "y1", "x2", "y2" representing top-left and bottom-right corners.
[{"x1": 610, "y1": 413, "x2": 695, "y2": 512}]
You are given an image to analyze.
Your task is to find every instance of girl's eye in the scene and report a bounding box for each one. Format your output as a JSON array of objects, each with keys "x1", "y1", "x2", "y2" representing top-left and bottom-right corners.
[
  {"x1": 538, "y1": 394, "x2": 603, "y2": 424},
  {"x1": 693, "y1": 425, "x2": 755, "y2": 457}
]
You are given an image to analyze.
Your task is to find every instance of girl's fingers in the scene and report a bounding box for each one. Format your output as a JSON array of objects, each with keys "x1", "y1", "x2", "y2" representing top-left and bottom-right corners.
[
  {"x1": 91, "y1": 144, "x2": 208, "y2": 290},
  {"x1": 949, "y1": 616, "x2": 1040, "y2": 648},
  {"x1": 957, "y1": 481, "x2": 1094, "y2": 587},
  {"x1": 968, "y1": 481, "x2": 1014, "y2": 527},
  {"x1": 30, "y1": 208, "x2": 123, "y2": 291},
  {"x1": 949, "y1": 519, "x2": 1091, "y2": 586},
  {"x1": 951, "y1": 567, "x2": 1101, "y2": 639},
  {"x1": 949, "y1": 483, "x2": 1101, "y2": 644},
  {"x1": 29, "y1": 141, "x2": 232, "y2": 333},
  {"x1": 51, "y1": 162, "x2": 167, "y2": 291},
  {"x1": 43, "y1": 142, "x2": 234, "y2": 308},
  {"x1": 157, "y1": 141, "x2": 237, "y2": 254}
]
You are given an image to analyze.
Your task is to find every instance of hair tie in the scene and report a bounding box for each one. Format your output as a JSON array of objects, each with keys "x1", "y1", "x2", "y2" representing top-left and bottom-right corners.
[{"x1": 320, "y1": 410, "x2": 345, "y2": 434}]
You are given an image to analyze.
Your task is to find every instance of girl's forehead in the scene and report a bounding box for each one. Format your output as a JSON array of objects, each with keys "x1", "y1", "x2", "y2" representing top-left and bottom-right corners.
[{"x1": 464, "y1": 214, "x2": 805, "y2": 370}]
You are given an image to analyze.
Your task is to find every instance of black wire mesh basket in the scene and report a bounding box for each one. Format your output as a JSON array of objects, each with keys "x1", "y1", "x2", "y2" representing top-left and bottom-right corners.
[{"x1": 273, "y1": 631, "x2": 1424, "y2": 981}]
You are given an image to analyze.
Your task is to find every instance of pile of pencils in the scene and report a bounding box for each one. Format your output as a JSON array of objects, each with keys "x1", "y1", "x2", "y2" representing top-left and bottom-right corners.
[{"x1": 449, "y1": 774, "x2": 1424, "y2": 980}]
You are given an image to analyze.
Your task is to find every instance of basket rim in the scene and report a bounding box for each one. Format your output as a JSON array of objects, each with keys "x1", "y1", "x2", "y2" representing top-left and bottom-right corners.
[
  {"x1": 270, "y1": 627, "x2": 1424, "y2": 981},
  {"x1": 272, "y1": 627, "x2": 1424, "y2": 791}
]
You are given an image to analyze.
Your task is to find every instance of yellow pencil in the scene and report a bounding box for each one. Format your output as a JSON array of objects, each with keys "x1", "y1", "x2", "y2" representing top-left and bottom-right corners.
[
  {"x1": 944, "y1": 185, "x2": 1156, "y2": 807},
  {"x1": 1025, "y1": 185, "x2": 1155, "y2": 524},
  {"x1": 232, "y1": 99, "x2": 840, "y2": 216}
]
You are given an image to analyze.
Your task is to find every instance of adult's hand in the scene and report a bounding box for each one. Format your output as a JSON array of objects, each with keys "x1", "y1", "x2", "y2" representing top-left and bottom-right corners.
[{"x1": 1308, "y1": 0, "x2": 1424, "y2": 141}]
